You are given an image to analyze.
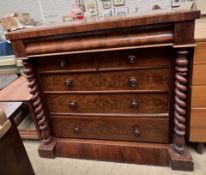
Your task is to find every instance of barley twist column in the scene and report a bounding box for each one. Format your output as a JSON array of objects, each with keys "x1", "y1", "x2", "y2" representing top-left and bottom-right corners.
[
  {"x1": 173, "y1": 50, "x2": 189, "y2": 155},
  {"x1": 23, "y1": 60, "x2": 52, "y2": 145}
]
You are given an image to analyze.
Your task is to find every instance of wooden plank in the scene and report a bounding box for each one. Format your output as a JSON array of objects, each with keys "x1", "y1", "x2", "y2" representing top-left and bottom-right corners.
[
  {"x1": 190, "y1": 108, "x2": 206, "y2": 142},
  {"x1": 193, "y1": 42, "x2": 206, "y2": 64},
  {"x1": 0, "y1": 76, "x2": 32, "y2": 102},
  {"x1": 192, "y1": 64, "x2": 206, "y2": 85},
  {"x1": 191, "y1": 86, "x2": 206, "y2": 107},
  {"x1": 0, "y1": 73, "x2": 18, "y2": 90}
]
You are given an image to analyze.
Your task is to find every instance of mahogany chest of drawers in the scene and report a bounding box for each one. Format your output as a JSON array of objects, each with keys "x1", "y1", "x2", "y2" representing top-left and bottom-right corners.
[{"x1": 7, "y1": 10, "x2": 200, "y2": 171}]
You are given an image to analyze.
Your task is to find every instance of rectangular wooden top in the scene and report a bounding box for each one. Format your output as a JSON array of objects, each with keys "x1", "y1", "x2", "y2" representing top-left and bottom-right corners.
[
  {"x1": 7, "y1": 10, "x2": 200, "y2": 41},
  {"x1": 0, "y1": 76, "x2": 31, "y2": 102}
]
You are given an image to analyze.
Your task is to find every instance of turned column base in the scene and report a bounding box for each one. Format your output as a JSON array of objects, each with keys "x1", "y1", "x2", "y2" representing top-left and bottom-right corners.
[
  {"x1": 169, "y1": 145, "x2": 194, "y2": 171},
  {"x1": 38, "y1": 138, "x2": 56, "y2": 158}
]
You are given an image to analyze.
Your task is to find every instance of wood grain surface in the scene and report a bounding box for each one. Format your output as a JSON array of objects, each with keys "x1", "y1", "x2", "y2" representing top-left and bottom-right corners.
[
  {"x1": 192, "y1": 64, "x2": 206, "y2": 85},
  {"x1": 45, "y1": 93, "x2": 168, "y2": 114},
  {"x1": 0, "y1": 76, "x2": 32, "y2": 102},
  {"x1": 41, "y1": 68, "x2": 169, "y2": 91},
  {"x1": 193, "y1": 42, "x2": 206, "y2": 64},
  {"x1": 50, "y1": 116, "x2": 169, "y2": 143},
  {"x1": 190, "y1": 108, "x2": 206, "y2": 142},
  {"x1": 36, "y1": 52, "x2": 96, "y2": 72},
  {"x1": 191, "y1": 86, "x2": 206, "y2": 107},
  {"x1": 25, "y1": 29, "x2": 173, "y2": 55},
  {"x1": 36, "y1": 47, "x2": 170, "y2": 72}
]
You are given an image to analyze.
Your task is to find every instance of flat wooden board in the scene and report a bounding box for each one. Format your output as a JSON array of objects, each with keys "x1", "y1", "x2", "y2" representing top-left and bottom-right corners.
[
  {"x1": 190, "y1": 108, "x2": 206, "y2": 142},
  {"x1": 192, "y1": 64, "x2": 206, "y2": 85},
  {"x1": 191, "y1": 86, "x2": 206, "y2": 107},
  {"x1": 0, "y1": 73, "x2": 18, "y2": 90},
  {"x1": 0, "y1": 76, "x2": 32, "y2": 102},
  {"x1": 0, "y1": 102, "x2": 23, "y2": 118},
  {"x1": 193, "y1": 42, "x2": 206, "y2": 64}
]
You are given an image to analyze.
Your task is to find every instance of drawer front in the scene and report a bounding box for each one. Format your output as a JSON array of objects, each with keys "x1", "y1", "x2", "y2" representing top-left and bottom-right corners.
[
  {"x1": 50, "y1": 116, "x2": 169, "y2": 143},
  {"x1": 46, "y1": 93, "x2": 168, "y2": 114},
  {"x1": 190, "y1": 108, "x2": 206, "y2": 142},
  {"x1": 191, "y1": 86, "x2": 206, "y2": 107},
  {"x1": 41, "y1": 68, "x2": 169, "y2": 91},
  {"x1": 192, "y1": 64, "x2": 206, "y2": 85},
  {"x1": 36, "y1": 53, "x2": 96, "y2": 72},
  {"x1": 98, "y1": 47, "x2": 170, "y2": 68},
  {"x1": 194, "y1": 42, "x2": 206, "y2": 64}
]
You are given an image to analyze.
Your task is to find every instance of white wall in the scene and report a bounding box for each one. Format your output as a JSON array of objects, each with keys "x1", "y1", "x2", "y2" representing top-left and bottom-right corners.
[{"x1": 0, "y1": 0, "x2": 172, "y2": 23}]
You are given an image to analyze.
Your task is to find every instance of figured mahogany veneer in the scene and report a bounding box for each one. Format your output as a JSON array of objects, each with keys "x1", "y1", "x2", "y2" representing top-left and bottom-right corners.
[
  {"x1": 50, "y1": 116, "x2": 169, "y2": 143},
  {"x1": 41, "y1": 68, "x2": 169, "y2": 91},
  {"x1": 7, "y1": 10, "x2": 200, "y2": 171},
  {"x1": 46, "y1": 93, "x2": 168, "y2": 114}
]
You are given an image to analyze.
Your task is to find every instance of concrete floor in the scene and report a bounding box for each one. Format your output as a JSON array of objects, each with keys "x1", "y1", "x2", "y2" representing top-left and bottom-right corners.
[{"x1": 24, "y1": 141, "x2": 206, "y2": 175}]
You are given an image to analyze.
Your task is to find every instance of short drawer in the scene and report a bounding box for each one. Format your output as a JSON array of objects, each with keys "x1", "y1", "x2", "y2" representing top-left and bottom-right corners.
[
  {"x1": 46, "y1": 93, "x2": 168, "y2": 114},
  {"x1": 50, "y1": 116, "x2": 169, "y2": 143},
  {"x1": 41, "y1": 68, "x2": 169, "y2": 91},
  {"x1": 191, "y1": 86, "x2": 206, "y2": 107},
  {"x1": 98, "y1": 47, "x2": 171, "y2": 68},
  {"x1": 192, "y1": 64, "x2": 206, "y2": 85},
  {"x1": 36, "y1": 53, "x2": 96, "y2": 72},
  {"x1": 190, "y1": 108, "x2": 206, "y2": 142},
  {"x1": 193, "y1": 42, "x2": 206, "y2": 64}
]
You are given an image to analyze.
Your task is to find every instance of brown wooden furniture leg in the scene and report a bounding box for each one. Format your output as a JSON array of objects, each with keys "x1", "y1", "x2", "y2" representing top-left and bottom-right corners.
[
  {"x1": 23, "y1": 60, "x2": 56, "y2": 158},
  {"x1": 169, "y1": 49, "x2": 193, "y2": 171},
  {"x1": 196, "y1": 143, "x2": 204, "y2": 154}
]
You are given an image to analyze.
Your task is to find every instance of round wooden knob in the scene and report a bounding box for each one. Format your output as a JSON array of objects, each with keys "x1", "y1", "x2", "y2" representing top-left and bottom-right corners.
[
  {"x1": 74, "y1": 126, "x2": 80, "y2": 134},
  {"x1": 59, "y1": 59, "x2": 67, "y2": 67},
  {"x1": 128, "y1": 55, "x2": 137, "y2": 63},
  {"x1": 133, "y1": 126, "x2": 141, "y2": 137},
  {"x1": 64, "y1": 80, "x2": 72, "y2": 88},
  {"x1": 130, "y1": 100, "x2": 138, "y2": 108},
  {"x1": 128, "y1": 77, "x2": 137, "y2": 87},
  {"x1": 69, "y1": 102, "x2": 77, "y2": 109}
]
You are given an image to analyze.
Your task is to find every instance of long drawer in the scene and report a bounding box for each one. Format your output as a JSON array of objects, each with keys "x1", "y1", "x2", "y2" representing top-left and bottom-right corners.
[
  {"x1": 50, "y1": 116, "x2": 169, "y2": 143},
  {"x1": 41, "y1": 68, "x2": 169, "y2": 91},
  {"x1": 46, "y1": 93, "x2": 168, "y2": 114},
  {"x1": 36, "y1": 47, "x2": 170, "y2": 72}
]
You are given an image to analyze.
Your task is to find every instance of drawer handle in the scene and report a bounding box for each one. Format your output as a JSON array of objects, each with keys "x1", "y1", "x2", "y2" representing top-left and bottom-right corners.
[
  {"x1": 73, "y1": 126, "x2": 80, "y2": 134},
  {"x1": 64, "y1": 80, "x2": 72, "y2": 88},
  {"x1": 130, "y1": 100, "x2": 138, "y2": 108},
  {"x1": 128, "y1": 55, "x2": 136, "y2": 64},
  {"x1": 133, "y1": 126, "x2": 141, "y2": 137},
  {"x1": 128, "y1": 77, "x2": 137, "y2": 87},
  {"x1": 59, "y1": 59, "x2": 67, "y2": 67},
  {"x1": 69, "y1": 102, "x2": 77, "y2": 109}
]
